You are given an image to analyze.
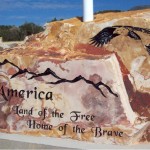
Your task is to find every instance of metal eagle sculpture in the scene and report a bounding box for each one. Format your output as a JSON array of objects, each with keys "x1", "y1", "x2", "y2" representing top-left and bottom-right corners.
[{"x1": 90, "y1": 26, "x2": 150, "y2": 55}]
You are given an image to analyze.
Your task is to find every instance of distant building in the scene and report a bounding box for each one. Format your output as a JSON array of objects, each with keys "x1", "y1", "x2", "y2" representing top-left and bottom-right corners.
[{"x1": 83, "y1": 0, "x2": 94, "y2": 22}]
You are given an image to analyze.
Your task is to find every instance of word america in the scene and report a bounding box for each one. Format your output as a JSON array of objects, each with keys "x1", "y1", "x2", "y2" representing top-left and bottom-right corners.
[{"x1": 0, "y1": 86, "x2": 53, "y2": 101}]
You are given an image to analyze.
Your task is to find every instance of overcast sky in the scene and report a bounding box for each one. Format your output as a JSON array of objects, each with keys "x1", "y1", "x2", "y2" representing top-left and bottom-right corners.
[{"x1": 0, "y1": 0, "x2": 149, "y2": 26}]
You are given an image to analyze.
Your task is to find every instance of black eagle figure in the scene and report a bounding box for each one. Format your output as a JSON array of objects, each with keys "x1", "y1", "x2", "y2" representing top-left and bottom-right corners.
[{"x1": 90, "y1": 26, "x2": 150, "y2": 55}]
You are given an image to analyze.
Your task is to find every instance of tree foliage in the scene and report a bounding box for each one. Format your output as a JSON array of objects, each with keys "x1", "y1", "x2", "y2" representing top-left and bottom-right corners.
[
  {"x1": 0, "y1": 22, "x2": 44, "y2": 41},
  {"x1": 95, "y1": 10, "x2": 122, "y2": 14},
  {"x1": 47, "y1": 17, "x2": 64, "y2": 23},
  {"x1": 129, "y1": 5, "x2": 150, "y2": 11}
]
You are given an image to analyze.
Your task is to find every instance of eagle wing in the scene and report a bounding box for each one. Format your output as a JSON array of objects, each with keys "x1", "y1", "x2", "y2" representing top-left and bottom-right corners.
[
  {"x1": 114, "y1": 26, "x2": 150, "y2": 34},
  {"x1": 145, "y1": 44, "x2": 150, "y2": 55},
  {"x1": 127, "y1": 30, "x2": 141, "y2": 40},
  {"x1": 90, "y1": 27, "x2": 119, "y2": 47},
  {"x1": 128, "y1": 26, "x2": 150, "y2": 34}
]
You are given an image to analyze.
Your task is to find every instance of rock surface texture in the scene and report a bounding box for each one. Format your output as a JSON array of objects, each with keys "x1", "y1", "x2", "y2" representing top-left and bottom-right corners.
[{"x1": 0, "y1": 9, "x2": 150, "y2": 145}]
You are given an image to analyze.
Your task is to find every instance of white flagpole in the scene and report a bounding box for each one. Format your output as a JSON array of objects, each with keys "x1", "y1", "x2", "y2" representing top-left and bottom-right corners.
[{"x1": 83, "y1": 0, "x2": 94, "y2": 22}]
